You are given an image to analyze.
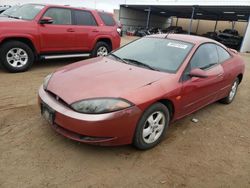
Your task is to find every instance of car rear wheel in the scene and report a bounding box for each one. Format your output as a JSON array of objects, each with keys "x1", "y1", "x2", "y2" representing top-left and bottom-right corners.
[
  {"x1": 91, "y1": 41, "x2": 111, "y2": 57},
  {"x1": 0, "y1": 41, "x2": 34, "y2": 73},
  {"x1": 220, "y1": 78, "x2": 239, "y2": 104},
  {"x1": 133, "y1": 103, "x2": 170, "y2": 150}
]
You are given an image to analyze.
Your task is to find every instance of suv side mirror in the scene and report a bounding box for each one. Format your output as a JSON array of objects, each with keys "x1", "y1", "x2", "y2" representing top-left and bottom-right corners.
[
  {"x1": 40, "y1": 17, "x2": 53, "y2": 24},
  {"x1": 189, "y1": 68, "x2": 208, "y2": 78}
]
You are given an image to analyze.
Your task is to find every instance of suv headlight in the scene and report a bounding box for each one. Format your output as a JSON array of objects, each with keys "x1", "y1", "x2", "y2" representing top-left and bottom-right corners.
[
  {"x1": 43, "y1": 73, "x2": 53, "y2": 90},
  {"x1": 71, "y1": 98, "x2": 133, "y2": 114}
]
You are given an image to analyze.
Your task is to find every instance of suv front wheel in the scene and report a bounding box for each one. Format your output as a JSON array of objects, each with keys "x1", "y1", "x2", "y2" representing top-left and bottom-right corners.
[
  {"x1": 0, "y1": 41, "x2": 34, "y2": 73},
  {"x1": 91, "y1": 41, "x2": 111, "y2": 57}
]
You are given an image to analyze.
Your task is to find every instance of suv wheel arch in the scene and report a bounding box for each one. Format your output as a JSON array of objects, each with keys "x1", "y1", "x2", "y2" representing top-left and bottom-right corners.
[{"x1": 1, "y1": 37, "x2": 38, "y2": 59}]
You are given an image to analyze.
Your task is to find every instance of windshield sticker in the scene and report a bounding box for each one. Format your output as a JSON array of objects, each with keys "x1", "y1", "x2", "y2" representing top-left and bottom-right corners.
[
  {"x1": 167, "y1": 42, "x2": 188, "y2": 49},
  {"x1": 34, "y1": 5, "x2": 44, "y2": 10}
]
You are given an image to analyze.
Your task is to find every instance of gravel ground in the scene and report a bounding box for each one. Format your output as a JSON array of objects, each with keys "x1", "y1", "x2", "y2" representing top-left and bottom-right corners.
[{"x1": 0, "y1": 36, "x2": 250, "y2": 188}]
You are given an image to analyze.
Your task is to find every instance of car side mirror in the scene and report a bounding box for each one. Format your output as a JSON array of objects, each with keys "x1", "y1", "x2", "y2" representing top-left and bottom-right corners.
[
  {"x1": 189, "y1": 68, "x2": 208, "y2": 78},
  {"x1": 40, "y1": 17, "x2": 53, "y2": 24}
]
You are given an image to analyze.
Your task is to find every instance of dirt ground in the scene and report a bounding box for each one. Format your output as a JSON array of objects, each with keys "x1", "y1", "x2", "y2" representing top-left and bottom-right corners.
[{"x1": 0, "y1": 36, "x2": 250, "y2": 188}]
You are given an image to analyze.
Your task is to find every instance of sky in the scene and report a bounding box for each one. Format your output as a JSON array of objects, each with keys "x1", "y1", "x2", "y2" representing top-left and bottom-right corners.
[{"x1": 0, "y1": 0, "x2": 129, "y2": 12}]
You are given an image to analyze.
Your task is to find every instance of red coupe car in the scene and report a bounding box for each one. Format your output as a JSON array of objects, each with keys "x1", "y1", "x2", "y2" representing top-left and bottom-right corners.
[{"x1": 39, "y1": 34, "x2": 245, "y2": 150}]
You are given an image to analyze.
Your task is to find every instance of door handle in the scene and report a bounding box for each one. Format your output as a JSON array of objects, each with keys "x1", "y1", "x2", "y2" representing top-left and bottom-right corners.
[
  {"x1": 67, "y1": 28, "x2": 75, "y2": 32},
  {"x1": 92, "y1": 29, "x2": 99, "y2": 33}
]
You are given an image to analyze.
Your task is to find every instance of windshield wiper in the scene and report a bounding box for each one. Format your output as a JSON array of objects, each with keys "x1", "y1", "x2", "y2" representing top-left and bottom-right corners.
[
  {"x1": 109, "y1": 54, "x2": 129, "y2": 64},
  {"x1": 200, "y1": 63, "x2": 217, "y2": 70},
  {"x1": 123, "y1": 58, "x2": 159, "y2": 71},
  {"x1": 7, "y1": 15, "x2": 20, "y2": 19}
]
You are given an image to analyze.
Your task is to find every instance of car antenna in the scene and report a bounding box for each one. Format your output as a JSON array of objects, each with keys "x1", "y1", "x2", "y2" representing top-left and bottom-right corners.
[{"x1": 165, "y1": 31, "x2": 173, "y2": 38}]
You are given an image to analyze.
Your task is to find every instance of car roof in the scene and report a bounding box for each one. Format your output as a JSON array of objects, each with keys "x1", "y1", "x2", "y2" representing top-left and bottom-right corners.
[
  {"x1": 24, "y1": 3, "x2": 111, "y2": 14},
  {"x1": 148, "y1": 34, "x2": 217, "y2": 45}
]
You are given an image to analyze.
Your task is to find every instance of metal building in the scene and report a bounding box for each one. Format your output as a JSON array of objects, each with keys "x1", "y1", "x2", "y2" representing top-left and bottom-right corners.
[{"x1": 119, "y1": 0, "x2": 250, "y2": 52}]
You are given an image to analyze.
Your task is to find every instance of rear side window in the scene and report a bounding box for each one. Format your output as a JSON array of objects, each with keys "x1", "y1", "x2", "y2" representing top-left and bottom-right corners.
[
  {"x1": 44, "y1": 8, "x2": 72, "y2": 25},
  {"x1": 98, "y1": 12, "x2": 115, "y2": 26},
  {"x1": 74, "y1": 10, "x2": 97, "y2": 26},
  {"x1": 216, "y1": 45, "x2": 231, "y2": 63}
]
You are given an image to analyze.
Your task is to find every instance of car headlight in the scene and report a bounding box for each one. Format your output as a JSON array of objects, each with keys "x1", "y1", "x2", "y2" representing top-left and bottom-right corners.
[
  {"x1": 71, "y1": 98, "x2": 133, "y2": 114},
  {"x1": 43, "y1": 73, "x2": 53, "y2": 90}
]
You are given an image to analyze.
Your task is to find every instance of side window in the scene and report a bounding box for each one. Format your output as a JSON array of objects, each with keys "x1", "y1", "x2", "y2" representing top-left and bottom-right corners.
[
  {"x1": 216, "y1": 45, "x2": 231, "y2": 63},
  {"x1": 74, "y1": 10, "x2": 97, "y2": 26},
  {"x1": 43, "y1": 8, "x2": 72, "y2": 25},
  {"x1": 190, "y1": 43, "x2": 219, "y2": 70},
  {"x1": 98, "y1": 12, "x2": 115, "y2": 26}
]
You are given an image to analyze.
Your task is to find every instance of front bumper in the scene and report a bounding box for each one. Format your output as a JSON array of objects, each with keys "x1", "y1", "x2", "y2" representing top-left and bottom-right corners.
[{"x1": 38, "y1": 86, "x2": 142, "y2": 146}]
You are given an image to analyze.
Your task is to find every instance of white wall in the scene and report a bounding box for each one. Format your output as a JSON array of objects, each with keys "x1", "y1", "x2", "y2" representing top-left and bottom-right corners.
[{"x1": 240, "y1": 17, "x2": 250, "y2": 52}]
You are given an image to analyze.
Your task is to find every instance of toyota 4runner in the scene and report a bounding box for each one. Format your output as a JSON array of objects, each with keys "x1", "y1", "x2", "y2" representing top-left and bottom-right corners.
[{"x1": 0, "y1": 4, "x2": 121, "y2": 72}]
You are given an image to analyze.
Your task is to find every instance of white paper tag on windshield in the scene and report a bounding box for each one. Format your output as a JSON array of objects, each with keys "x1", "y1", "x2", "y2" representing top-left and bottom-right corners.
[
  {"x1": 167, "y1": 42, "x2": 188, "y2": 49},
  {"x1": 34, "y1": 5, "x2": 44, "y2": 10}
]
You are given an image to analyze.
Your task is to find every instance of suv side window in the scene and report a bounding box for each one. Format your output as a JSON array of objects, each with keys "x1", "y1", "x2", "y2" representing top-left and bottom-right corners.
[
  {"x1": 98, "y1": 12, "x2": 115, "y2": 26},
  {"x1": 44, "y1": 8, "x2": 72, "y2": 25},
  {"x1": 216, "y1": 45, "x2": 231, "y2": 63},
  {"x1": 74, "y1": 10, "x2": 97, "y2": 26},
  {"x1": 190, "y1": 43, "x2": 219, "y2": 70}
]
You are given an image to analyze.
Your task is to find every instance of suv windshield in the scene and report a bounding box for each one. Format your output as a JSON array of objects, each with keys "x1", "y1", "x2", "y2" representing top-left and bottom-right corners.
[
  {"x1": 9, "y1": 4, "x2": 44, "y2": 20},
  {"x1": 111, "y1": 37, "x2": 193, "y2": 73},
  {"x1": 1, "y1": 5, "x2": 20, "y2": 16}
]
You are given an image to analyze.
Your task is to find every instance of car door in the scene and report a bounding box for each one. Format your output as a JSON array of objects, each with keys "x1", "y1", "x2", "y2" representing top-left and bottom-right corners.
[
  {"x1": 72, "y1": 10, "x2": 99, "y2": 51},
  {"x1": 215, "y1": 45, "x2": 234, "y2": 99},
  {"x1": 39, "y1": 7, "x2": 76, "y2": 52},
  {"x1": 180, "y1": 43, "x2": 225, "y2": 116}
]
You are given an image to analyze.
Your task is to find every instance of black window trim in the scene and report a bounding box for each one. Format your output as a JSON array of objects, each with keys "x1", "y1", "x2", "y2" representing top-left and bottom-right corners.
[
  {"x1": 98, "y1": 11, "x2": 116, "y2": 26},
  {"x1": 40, "y1": 7, "x2": 73, "y2": 25},
  {"x1": 72, "y1": 9, "x2": 98, "y2": 26},
  {"x1": 180, "y1": 42, "x2": 221, "y2": 82}
]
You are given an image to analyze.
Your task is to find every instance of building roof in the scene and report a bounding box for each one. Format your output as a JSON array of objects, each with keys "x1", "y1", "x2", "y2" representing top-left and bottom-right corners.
[{"x1": 122, "y1": 1, "x2": 250, "y2": 21}]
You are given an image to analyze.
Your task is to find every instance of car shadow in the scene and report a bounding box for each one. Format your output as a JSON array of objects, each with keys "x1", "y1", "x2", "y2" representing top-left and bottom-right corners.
[{"x1": 0, "y1": 57, "x2": 88, "y2": 73}]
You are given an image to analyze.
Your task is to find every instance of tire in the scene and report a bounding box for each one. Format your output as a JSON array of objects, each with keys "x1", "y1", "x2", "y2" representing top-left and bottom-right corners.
[
  {"x1": 0, "y1": 41, "x2": 34, "y2": 73},
  {"x1": 91, "y1": 41, "x2": 111, "y2": 57},
  {"x1": 133, "y1": 103, "x2": 170, "y2": 150},
  {"x1": 220, "y1": 78, "x2": 239, "y2": 104}
]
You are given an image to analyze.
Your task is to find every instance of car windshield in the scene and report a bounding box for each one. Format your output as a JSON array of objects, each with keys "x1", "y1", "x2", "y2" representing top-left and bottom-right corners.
[
  {"x1": 1, "y1": 6, "x2": 20, "y2": 16},
  {"x1": 8, "y1": 4, "x2": 44, "y2": 20},
  {"x1": 111, "y1": 37, "x2": 193, "y2": 73}
]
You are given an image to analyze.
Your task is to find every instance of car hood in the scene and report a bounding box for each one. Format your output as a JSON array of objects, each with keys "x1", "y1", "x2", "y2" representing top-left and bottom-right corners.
[{"x1": 47, "y1": 56, "x2": 170, "y2": 104}]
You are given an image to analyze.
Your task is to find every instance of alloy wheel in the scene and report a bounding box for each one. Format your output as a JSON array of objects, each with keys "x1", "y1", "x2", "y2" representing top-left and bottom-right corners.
[
  {"x1": 6, "y1": 48, "x2": 28, "y2": 68},
  {"x1": 142, "y1": 111, "x2": 166, "y2": 144},
  {"x1": 97, "y1": 46, "x2": 108, "y2": 56}
]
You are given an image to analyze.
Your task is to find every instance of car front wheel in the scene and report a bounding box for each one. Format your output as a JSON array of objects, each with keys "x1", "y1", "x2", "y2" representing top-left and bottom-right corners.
[
  {"x1": 133, "y1": 103, "x2": 170, "y2": 150},
  {"x1": 0, "y1": 41, "x2": 34, "y2": 73}
]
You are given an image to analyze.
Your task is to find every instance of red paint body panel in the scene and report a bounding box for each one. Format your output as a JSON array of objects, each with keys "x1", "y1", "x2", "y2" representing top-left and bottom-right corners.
[
  {"x1": 0, "y1": 4, "x2": 120, "y2": 54},
  {"x1": 39, "y1": 86, "x2": 142, "y2": 146},
  {"x1": 39, "y1": 34, "x2": 245, "y2": 146}
]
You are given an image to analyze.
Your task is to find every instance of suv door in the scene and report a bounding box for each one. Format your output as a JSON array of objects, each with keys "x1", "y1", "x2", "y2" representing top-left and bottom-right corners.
[
  {"x1": 180, "y1": 43, "x2": 225, "y2": 116},
  {"x1": 39, "y1": 7, "x2": 76, "y2": 52},
  {"x1": 72, "y1": 10, "x2": 99, "y2": 51}
]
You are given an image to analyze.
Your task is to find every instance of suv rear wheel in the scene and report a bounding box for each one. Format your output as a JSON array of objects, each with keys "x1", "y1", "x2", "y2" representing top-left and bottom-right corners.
[
  {"x1": 0, "y1": 41, "x2": 34, "y2": 73},
  {"x1": 91, "y1": 41, "x2": 111, "y2": 57}
]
